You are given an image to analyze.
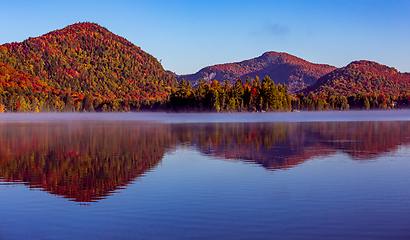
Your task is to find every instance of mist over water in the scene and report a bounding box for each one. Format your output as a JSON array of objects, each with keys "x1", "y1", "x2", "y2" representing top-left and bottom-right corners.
[
  {"x1": 0, "y1": 112, "x2": 409, "y2": 239},
  {"x1": 1, "y1": 110, "x2": 410, "y2": 123}
]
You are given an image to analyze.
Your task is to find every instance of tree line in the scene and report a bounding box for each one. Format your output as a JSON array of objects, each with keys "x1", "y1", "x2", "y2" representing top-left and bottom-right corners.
[
  {"x1": 169, "y1": 76, "x2": 291, "y2": 112},
  {"x1": 294, "y1": 91, "x2": 410, "y2": 111},
  {"x1": 2, "y1": 71, "x2": 410, "y2": 112},
  {"x1": 169, "y1": 76, "x2": 410, "y2": 112}
]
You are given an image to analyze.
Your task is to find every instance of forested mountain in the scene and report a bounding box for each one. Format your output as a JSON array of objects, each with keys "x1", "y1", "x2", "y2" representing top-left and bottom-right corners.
[
  {"x1": 177, "y1": 51, "x2": 336, "y2": 92},
  {"x1": 304, "y1": 60, "x2": 410, "y2": 96},
  {"x1": 293, "y1": 61, "x2": 410, "y2": 110},
  {"x1": 0, "y1": 22, "x2": 177, "y2": 112}
]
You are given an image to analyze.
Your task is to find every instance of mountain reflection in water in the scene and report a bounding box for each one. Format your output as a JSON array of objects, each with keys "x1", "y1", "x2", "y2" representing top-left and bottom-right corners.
[{"x1": 0, "y1": 121, "x2": 409, "y2": 202}]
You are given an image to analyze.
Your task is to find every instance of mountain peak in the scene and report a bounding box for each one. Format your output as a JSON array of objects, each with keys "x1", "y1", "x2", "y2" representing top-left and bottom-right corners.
[
  {"x1": 178, "y1": 51, "x2": 336, "y2": 92},
  {"x1": 54, "y1": 22, "x2": 109, "y2": 34},
  {"x1": 261, "y1": 51, "x2": 291, "y2": 59}
]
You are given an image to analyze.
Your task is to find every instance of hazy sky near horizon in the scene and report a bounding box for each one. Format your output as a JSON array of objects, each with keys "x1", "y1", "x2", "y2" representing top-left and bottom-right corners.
[{"x1": 0, "y1": 0, "x2": 409, "y2": 74}]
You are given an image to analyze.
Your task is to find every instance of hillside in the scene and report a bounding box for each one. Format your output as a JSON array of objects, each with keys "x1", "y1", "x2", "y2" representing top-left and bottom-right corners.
[
  {"x1": 0, "y1": 60, "x2": 79, "y2": 112},
  {"x1": 178, "y1": 51, "x2": 336, "y2": 92},
  {"x1": 304, "y1": 60, "x2": 410, "y2": 96},
  {"x1": 0, "y1": 22, "x2": 177, "y2": 111}
]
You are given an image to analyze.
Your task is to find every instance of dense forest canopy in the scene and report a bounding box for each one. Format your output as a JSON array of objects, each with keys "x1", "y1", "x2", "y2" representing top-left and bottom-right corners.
[
  {"x1": 170, "y1": 76, "x2": 291, "y2": 112},
  {"x1": 0, "y1": 22, "x2": 177, "y2": 112}
]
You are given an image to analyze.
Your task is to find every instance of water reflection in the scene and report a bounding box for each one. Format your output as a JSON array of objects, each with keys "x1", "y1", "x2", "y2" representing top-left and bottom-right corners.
[
  {"x1": 1, "y1": 121, "x2": 409, "y2": 202},
  {"x1": 0, "y1": 122, "x2": 171, "y2": 202},
  {"x1": 172, "y1": 121, "x2": 410, "y2": 168}
]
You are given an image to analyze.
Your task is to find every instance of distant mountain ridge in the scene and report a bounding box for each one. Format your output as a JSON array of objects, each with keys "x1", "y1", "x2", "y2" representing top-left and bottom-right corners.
[
  {"x1": 177, "y1": 51, "x2": 336, "y2": 92},
  {"x1": 304, "y1": 60, "x2": 410, "y2": 96}
]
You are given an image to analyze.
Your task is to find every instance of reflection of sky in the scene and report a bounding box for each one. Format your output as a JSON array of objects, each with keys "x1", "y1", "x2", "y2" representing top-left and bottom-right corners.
[{"x1": 1, "y1": 147, "x2": 409, "y2": 239}]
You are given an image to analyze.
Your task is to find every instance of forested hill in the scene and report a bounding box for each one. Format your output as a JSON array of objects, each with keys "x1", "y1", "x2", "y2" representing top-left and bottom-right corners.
[
  {"x1": 304, "y1": 60, "x2": 410, "y2": 96},
  {"x1": 0, "y1": 22, "x2": 177, "y2": 112},
  {"x1": 177, "y1": 51, "x2": 336, "y2": 92},
  {"x1": 0, "y1": 60, "x2": 73, "y2": 112}
]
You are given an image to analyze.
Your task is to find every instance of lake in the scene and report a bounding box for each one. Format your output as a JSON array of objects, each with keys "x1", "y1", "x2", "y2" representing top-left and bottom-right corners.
[{"x1": 0, "y1": 111, "x2": 409, "y2": 239}]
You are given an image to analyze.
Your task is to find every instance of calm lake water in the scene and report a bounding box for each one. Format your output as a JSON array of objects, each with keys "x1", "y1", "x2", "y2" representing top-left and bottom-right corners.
[{"x1": 0, "y1": 112, "x2": 410, "y2": 240}]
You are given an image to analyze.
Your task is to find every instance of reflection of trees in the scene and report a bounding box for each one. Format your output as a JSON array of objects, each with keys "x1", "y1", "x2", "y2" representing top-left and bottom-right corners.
[
  {"x1": 171, "y1": 122, "x2": 321, "y2": 169},
  {"x1": 174, "y1": 122, "x2": 410, "y2": 169},
  {"x1": 0, "y1": 120, "x2": 409, "y2": 202},
  {"x1": 309, "y1": 121, "x2": 410, "y2": 159},
  {"x1": 0, "y1": 122, "x2": 171, "y2": 202}
]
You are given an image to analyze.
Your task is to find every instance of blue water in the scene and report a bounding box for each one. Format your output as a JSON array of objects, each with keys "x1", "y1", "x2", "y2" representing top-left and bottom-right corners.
[{"x1": 0, "y1": 112, "x2": 409, "y2": 239}]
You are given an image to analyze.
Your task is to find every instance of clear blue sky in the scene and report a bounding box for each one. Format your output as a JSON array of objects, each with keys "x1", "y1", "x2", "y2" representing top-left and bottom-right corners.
[{"x1": 1, "y1": 0, "x2": 409, "y2": 74}]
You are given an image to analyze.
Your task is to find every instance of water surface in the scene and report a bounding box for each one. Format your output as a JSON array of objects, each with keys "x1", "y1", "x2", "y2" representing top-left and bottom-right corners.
[{"x1": 0, "y1": 112, "x2": 409, "y2": 239}]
